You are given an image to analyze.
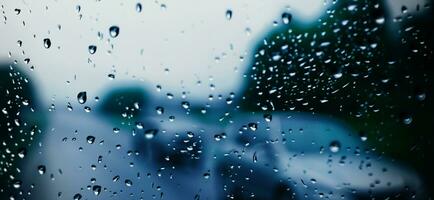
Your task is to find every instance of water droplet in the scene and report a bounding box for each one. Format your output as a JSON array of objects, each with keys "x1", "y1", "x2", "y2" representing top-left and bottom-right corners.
[
  {"x1": 144, "y1": 129, "x2": 158, "y2": 139},
  {"x1": 125, "y1": 179, "x2": 133, "y2": 187},
  {"x1": 214, "y1": 133, "x2": 226, "y2": 141},
  {"x1": 225, "y1": 10, "x2": 232, "y2": 20},
  {"x1": 37, "y1": 165, "x2": 46, "y2": 175},
  {"x1": 93, "y1": 185, "x2": 102, "y2": 196},
  {"x1": 136, "y1": 3, "x2": 142, "y2": 13},
  {"x1": 401, "y1": 113, "x2": 413, "y2": 125},
  {"x1": 203, "y1": 172, "x2": 210, "y2": 179},
  {"x1": 329, "y1": 141, "x2": 341, "y2": 153},
  {"x1": 88, "y1": 45, "x2": 97, "y2": 54},
  {"x1": 375, "y1": 16, "x2": 385, "y2": 24},
  {"x1": 77, "y1": 91, "x2": 87, "y2": 104},
  {"x1": 109, "y1": 26, "x2": 120, "y2": 38},
  {"x1": 156, "y1": 106, "x2": 164, "y2": 115},
  {"x1": 87, "y1": 135, "x2": 95, "y2": 144},
  {"x1": 43, "y1": 38, "x2": 51, "y2": 49},
  {"x1": 17, "y1": 148, "x2": 26, "y2": 158},
  {"x1": 73, "y1": 193, "x2": 82, "y2": 200},
  {"x1": 248, "y1": 123, "x2": 257, "y2": 131},
  {"x1": 13, "y1": 180, "x2": 22, "y2": 188},
  {"x1": 263, "y1": 114, "x2": 272, "y2": 122},
  {"x1": 281, "y1": 12, "x2": 292, "y2": 24},
  {"x1": 181, "y1": 101, "x2": 190, "y2": 109}
]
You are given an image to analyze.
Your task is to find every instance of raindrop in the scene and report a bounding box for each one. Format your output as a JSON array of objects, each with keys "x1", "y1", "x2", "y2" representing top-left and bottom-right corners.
[
  {"x1": 125, "y1": 179, "x2": 133, "y2": 187},
  {"x1": 93, "y1": 185, "x2": 102, "y2": 196},
  {"x1": 37, "y1": 165, "x2": 46, "y2": 175},
  {"x1": 136, "y1": 3, "x2": 142, "y2": 13},
  {"x1": 281, "y1": 12, "x2": 292, "y2": 24},
  {"x1": 77, "y1": 91, "x2": 87, "y2": 104},
  {"x1": 109, "y1": 26, "x2": 120, "y2": 38},
  {"x1": 225, "y1": 10, "x2": 232, "y2": 20},
  {"x1": 43, "y1": 38, "x2": 51, "y2": 49},
  {"x1": 88, "y1": 45, "x2": 97, "y2": 54},
  {"x1": 17, "y1": 148, "x2": 27, "y2": 158},
  {"x1": 329, "y1": 141, "x2": 341, "y2": 153},
  {"x1": 73, "y1": 193, "x2": 82, "y2": 200},
  {"x1": 156, "y1": 106, "x2": 164, "y2": 115},
  {"x1": 12, "y1": 180, "x2": 22, "y2": 189},
  {"x1": 144, "y1": 129, "x2": 158, "y2": 139},
  {"x1": 263, "y1": 114, "x2": 272, "y2": 122},
  {"x1": 203, "y1": 172, "x2": 210, "y2": 179},
  {"x1": 375, "y1": 16, "x2": 385, "y2": 24},
  {"x1": 401, "y1": 113, "x2": 413, "y2": 125},
  {"x1": 248, "y1": 123, "x2": 258, "y2": 131},
  {"x1": 87, "y1": 135, "x2": 95, "y2": 144},
  {"x1": 181, "y1": 101, "x2": 190, "y2": 109}
]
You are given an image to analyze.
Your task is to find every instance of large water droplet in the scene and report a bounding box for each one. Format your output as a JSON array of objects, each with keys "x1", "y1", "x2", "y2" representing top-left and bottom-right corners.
[{"x1": 77, "y1": 91, "x2": 87, "y2": 104}]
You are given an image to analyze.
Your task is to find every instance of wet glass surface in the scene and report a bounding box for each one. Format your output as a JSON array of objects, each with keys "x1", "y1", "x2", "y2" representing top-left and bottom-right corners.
[{"x1": 0, "y1": 0, "x2": 433, "y2": 199}]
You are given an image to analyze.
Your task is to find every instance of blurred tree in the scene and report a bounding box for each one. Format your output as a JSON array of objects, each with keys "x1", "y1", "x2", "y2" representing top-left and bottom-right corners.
[
  {"x1": 0, "y1": 63, "x2": 44, "y2": 199},
  {"x1": 240, "y1": 0, "x2": 433, "y2": 198}
]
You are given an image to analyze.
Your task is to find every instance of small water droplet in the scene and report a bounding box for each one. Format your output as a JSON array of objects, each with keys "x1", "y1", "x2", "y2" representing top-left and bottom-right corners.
[
  {"x1": 203, "y1": 172, "x2": 210, "y2": 179},
  {"x1": 156, "y1": 106, "x2": 164, "y2": 115},
  {"x1": 88, "y1": 45, "x2": 97, "y2": 54},
  {"x1": 13, "y1": 180, "x2": 22, "y2": 188},
  {"x1": 144, "y1": 129, "x2": 158, "y2": 139},
  {"x1": 87, "y1": 135, "x2": 95, "y2": 144},
  {"x1": 43, "y1": 38, "x2": 51, "y2": 49},
  {"x1": 93, "y1": 185, "x2": 102, "y2": 196},
  {"x1": 136, "y1": 3, "x2": 142, "y2": 13},
  {"x1": 181, "y1": 101, "x2": 190, "y2": 109},
  {"x1": 375, "y1": 16, "x2": 385, "y2": 24},
  {"x1": 17, "y1": 148, "x2": 26, "y2": 158},
  {"x1": 329, "y1": 141, "x2": 341, "y2": 153},
  {"x1": 73, "y1": 193, "x2": 82, "y2": 200},
  {"x1": 248, "y1": 123, "x2": 257, "y2": 131},
  {"x1": 109, "y1": 26, "x2": 120, "y2": 38},
  {"x1": 37, "y1": 165, "x2": 46, "y2": 175},
  {"x1": 263, "y1": 114, "x2": 272, "y2": 122},
  {"x1": 401, "y1": 113, "x2": 413, "y2": 125},
  {"x1": 225, "y1": 10, "x2": 232, "y2": 20},
  {"x1": 281, "y1": 12, "x2": 292, "y2": 24},
  {"x1": 125, "y1": 179, "x2": 133, "y2": 187}
]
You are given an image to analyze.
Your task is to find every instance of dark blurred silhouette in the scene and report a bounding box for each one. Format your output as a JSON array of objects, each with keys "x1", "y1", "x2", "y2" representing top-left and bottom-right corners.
[
  {"x1": 240, "y1": 0, "x2": 433, "y2": 198},
  {"x1": 0, "y1": 63, "x2": 44, "y2": 199}
]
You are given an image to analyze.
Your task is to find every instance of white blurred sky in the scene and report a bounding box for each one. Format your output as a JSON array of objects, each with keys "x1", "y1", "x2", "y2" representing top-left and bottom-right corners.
[{"x1": 0, "y1": 0, "x2": 427, "y2": 106}]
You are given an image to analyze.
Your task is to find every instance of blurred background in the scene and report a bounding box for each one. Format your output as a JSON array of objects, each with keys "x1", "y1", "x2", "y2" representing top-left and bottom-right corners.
[{"x1": 1, "y1": 0, "x2": 433, "y2": 199}]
